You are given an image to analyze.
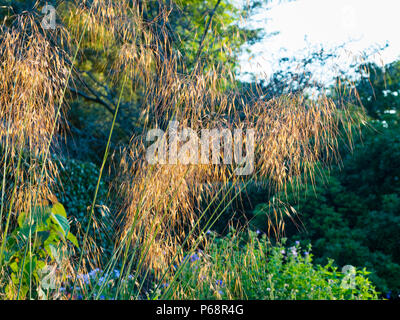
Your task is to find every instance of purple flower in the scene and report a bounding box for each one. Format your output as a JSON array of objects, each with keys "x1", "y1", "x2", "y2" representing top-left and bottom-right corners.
[
  {"x1": 113, "y1": 269, "x2": 120, "y2": 278},
  {"x1": 98, "y1": 276, "x2": 106, "y2": 286},
  {"x1": 256, "y1": 230, "x2": 261, "y2": 235},
  {"x1": 290, "y1": 246, "x2": 298, "y2": 257},
  {"x1": 295, "y1": 241, "x2": 300, "y2": 246},
  {"x1": 216, "y1": 280, "x2": 223, "y2": 286},
  {"x1": 89, "y1": 268, "x2": 100, "y2": 278},
  {"x1": 78, "y1": 274, "x2": 90, "y2": 284},
  {"x1": 190, "y1": 253, "x2": 200, "y2": 262}
]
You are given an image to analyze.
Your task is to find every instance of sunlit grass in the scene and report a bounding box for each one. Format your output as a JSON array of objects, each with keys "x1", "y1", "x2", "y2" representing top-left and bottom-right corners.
[{"x1": 0, "y1": 0, "x2": 361, "y2": 300}]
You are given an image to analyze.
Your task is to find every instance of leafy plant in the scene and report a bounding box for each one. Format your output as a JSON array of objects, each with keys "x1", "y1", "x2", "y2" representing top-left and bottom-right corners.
[
  {"x1": 1, "y1": 202, "x2": 78, "y2": 299},
  {"x1": 167, "y1": 230, "x2": 379, "y2": 300},
  {"x1": 248, "y1": 121, "x2": 400, "y2": 298},
  {"x1": 53, "y1": 158, "x2": 114, "y2": 261}
]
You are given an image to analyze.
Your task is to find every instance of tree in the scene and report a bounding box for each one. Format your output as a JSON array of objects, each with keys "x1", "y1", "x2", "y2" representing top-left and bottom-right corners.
[
  {"x1": 355, "y1": 61, "x2": 400, "y2": 121},
  {"x1": 7, "y1": 1, "x2": 268, "y2": 163}
]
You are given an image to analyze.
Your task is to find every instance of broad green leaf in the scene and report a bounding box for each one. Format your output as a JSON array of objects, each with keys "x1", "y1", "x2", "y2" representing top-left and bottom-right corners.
[
  {"x1": 10, "y1": 261, "x2": 19, "y2": 273},
  {"x1": 49, "y1": 244, "x2": 61, "y2": 264},
  {"x1": 51, "y1": 202, "x2": 67, "y2": 218},
  {"x1": 36, "y1": 231, "x2": 50, "y2": 246},
  {"x1": 24, "y1": 257, "x2": 37, "y2": 277},
  {"x1": 17, "y1": 212, "x2": 27, "y2": 227},
  {"x1": 37, "y1": 261, "x2": 46, "y2": 270},
  {"x1": 67, "y1": 233, "x2": 80, "y2": 249},
  {"x1": 51, "y1": 213, "x2": 70, "y2": 238}
]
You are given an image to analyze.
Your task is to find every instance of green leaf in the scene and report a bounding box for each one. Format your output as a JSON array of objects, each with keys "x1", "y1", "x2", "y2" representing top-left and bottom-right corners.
[
  {"x1": 36, "y1": 231, "x2": 50, "y2": 246},
  {"x1": 67, "y1": 232, "x2": 80, "y2": 249},
  {"x1": 49, "y1": 244, "x2": 61, "y2": 264},
  {"x1": 24, "y1": 256, "x2": 37, "y2": 276},
  {"x1": 37, "y1": 260, "x2": 46, "y2": 270},
  {"x1": 17, "y1": 212, "x2": 27, "y2": 228},
  {"x1": 50, "y1": 213, "x2": 70, "y2": 238},
  {"x1": 10, "y1": 261, "x2": 19, "y2": 273},
  {"x1": 51, "y1": 202, "x2": 67, "y2": 218}
]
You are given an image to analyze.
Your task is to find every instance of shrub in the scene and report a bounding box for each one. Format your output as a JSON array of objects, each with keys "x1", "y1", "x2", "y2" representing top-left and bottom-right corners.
[
  {"x1": 0, "y1": 202, "x2": 78, "y2": 299},
  {"x1": 53, "y1": 158, "x2": 114, "y2": 262},
  {"x1": 249, "y1": 122, "x2": 400, "y2": 298},
  {"x1": 167, "y1": 230, "x2": 379, "y2": 300}
]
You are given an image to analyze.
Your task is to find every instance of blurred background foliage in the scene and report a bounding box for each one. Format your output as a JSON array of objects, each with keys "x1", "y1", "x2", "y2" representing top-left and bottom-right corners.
[{"x1": 245, "y1": 61, "x2": 400, "y2": 297}]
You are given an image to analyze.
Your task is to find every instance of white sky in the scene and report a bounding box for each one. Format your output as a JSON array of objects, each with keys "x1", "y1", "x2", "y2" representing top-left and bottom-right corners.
[{"x1": 239, "y1": 0, "x2": 400, "y2": 83}]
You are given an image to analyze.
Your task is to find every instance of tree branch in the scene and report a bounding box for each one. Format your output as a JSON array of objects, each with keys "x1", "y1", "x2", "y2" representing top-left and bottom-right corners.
[
  {"x1": 193, "y1": 0, "x2": 222, "y2": 67},
  {"x1": 68, "y1": 86, "x2": 115, "y2": 115}
]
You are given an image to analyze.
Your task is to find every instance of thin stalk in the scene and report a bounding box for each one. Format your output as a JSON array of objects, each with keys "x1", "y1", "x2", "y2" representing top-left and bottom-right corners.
[
  {"x1": 71, "y1": 74, "x2": 128, "y2": 297},
  {"x1": 160, "y1": 176, "x2": 255, "y2": 299},
  {"x1": 147, "y1": 170, "x2": 238, "y2": 298},
  {"x1": 114, "y1": 167, "x2": 191, "y2": 299},
  {"x1": 0, "y1": 145, "x2": 25, "y2": 267}
]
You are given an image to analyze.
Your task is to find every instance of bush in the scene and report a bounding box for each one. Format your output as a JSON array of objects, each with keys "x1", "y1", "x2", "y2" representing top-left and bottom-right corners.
[
  {"x1": 53, "y1": 158, "x2": 115, "y2": 261},
  {"x1": 1, "y1": 202, "x2": 78, "y2": 299},
  {"x1": 249, "y1": 122, "x2": 400, "y2": 298},
  {"x1": 168, "y1": 230, "x2": 379, "y2": 300}
]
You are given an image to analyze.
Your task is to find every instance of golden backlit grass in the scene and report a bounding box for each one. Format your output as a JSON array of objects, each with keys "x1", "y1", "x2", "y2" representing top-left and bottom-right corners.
[{"x1": 0, "y1": 0, "x2": 359, "y2": 298}]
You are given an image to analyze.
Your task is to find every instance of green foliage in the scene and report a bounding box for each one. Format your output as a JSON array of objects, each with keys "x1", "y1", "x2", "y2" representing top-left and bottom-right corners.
[
  {"x1": 53, "y1": 158, "x2": 114, "y2": 261},
  {"x1": 251, "y1": 121, "x2": 400, "y2": 298},
  {"x1": 170, "y1": 231, "x2": 378, "y2": 300},
  {"x1": 1, "y1": 202, "x2": 77, "y2": 299},
  {"x1": 355, "y1": 61, "x2": 400, "y2": 121},
  {"x1": 56, "y1": 0, "x2": 264, "y2": 161},
  {"x1": 167, "y1": 0, "x2": 260, "y2": 70},
  {"x1": 60, "y1": 268, "x2": 140, "y2": 300}
]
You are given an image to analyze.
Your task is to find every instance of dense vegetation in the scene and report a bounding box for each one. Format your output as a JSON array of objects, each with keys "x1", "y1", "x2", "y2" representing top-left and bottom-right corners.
[
  {"x1": 0, "y1": 0, "x2": 397, "y2": 300},
  {"x1": 248, "y1": 61, "x2": 400, "y2": 299}
]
